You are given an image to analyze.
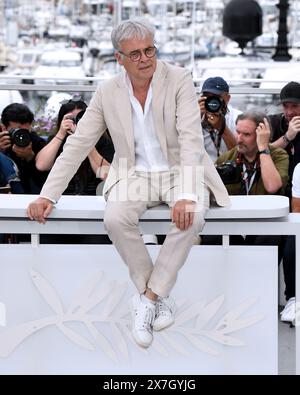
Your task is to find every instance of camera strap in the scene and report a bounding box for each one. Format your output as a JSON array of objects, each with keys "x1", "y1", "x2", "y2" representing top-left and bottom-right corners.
[
  {"x1": 207, "y1": 115, "x2": 226, "y2": 157},
  {"x1": 208, "y1": 130, "x2": 221, "y2": 157},
  {"x1": 242, "y1": 163, "x2": 257, "y2": 195},
  {"x1": 237, "y1": 152, "x2": 261, "y2": 195}
]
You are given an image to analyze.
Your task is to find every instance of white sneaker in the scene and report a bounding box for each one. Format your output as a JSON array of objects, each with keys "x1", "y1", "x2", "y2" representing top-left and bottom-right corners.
[
  {"x1": 153, "y1": 296, "x2": 176, "y2": 331},
  {"x1": 280, "y1": 297, "x2": 296, "y2": 323},
  {"x1": 130, "y1": 294, "x2": 155, "y2": 348}
]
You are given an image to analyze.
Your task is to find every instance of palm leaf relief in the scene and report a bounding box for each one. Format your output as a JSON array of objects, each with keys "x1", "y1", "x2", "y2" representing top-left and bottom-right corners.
[
  {"x1": 57, "y1": 323, "x2": 95, "y2": 351},
  {"x1": 160, "y1": 332, "x2": 190, "y2": 357},
  {"x1": 175, "y1": 300, "x2": 206, "y2": 326},
  {"x1": 85, "y1": 322, "x2": 117, "y2": 362},
  {"x1": 202, "y1": 331, "x2": 244, "y2": 347},
  {"x1": 183, "y1": 332, "x2": 219, "y2": 356},
  {"x1": 109, "y1": 323, "x2": 129, "y2": 359},
  {"x1": 215, "y1": 298, "x2": 264, "y2": 333},
  {"x1": 196, "y1": 295, "x2": 225, "y2": 329},
  {"x1": 0, "y1": 316, "x2": 56, "y2": 357},
  {"x1": 151, "y1": 337, "x2": 169, "y2": 357},
  {"x1": 67, "y1": 271, "x2": 104, "y2": 314},
  {"x1": 1, "y1": 270, "x2": 265, "y2": 360},
  {"x1": 78, "y1": 280, "x2": 114, "y2": 314},
  {"x1": 30, "y1": 269, "x2": 64, "y2": 315},
  {"x1": 101, "y1": 282, "x2": 128, "y2": 318}
]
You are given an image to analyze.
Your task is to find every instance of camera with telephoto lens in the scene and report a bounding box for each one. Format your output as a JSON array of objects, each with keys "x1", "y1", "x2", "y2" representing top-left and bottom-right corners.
[
  {"x1": 216, "y1": 160, "x2": 242, "y2": 184},
  {"x1": 9, "y1": 128, "x2": 31, "y2": 148},
  {"x1": 205, "y1": 95, "x2": 224, "y2": 113}
]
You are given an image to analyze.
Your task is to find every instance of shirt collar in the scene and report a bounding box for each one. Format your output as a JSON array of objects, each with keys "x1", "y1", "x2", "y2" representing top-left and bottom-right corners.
[
  {"x1": 123, "y1": 72, "x2": 152, "y2": 98},
  {"x1": 124, "y1": 72, "x2": 134, "y2": 96}
]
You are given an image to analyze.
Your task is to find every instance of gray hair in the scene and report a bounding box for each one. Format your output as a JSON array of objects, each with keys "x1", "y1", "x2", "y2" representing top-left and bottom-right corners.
[
  {"x1": 236, "y1": 110, "x2": 267, "y2": 127},
  {"x1": 111, "y1": 18, "x2": 155, "y2": 51}
]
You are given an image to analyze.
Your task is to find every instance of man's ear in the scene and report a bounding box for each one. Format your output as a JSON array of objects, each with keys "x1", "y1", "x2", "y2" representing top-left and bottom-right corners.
[
  {"x1": 224, "y1": 93, "x2": 231, "y2": 104},
  {"x1": 115, "y1": 52, "x2": 123, "y2": 66}
]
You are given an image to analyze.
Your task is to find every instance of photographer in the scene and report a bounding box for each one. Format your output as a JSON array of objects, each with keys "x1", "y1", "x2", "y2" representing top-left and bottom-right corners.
[
  {"x1": 204, "y1": 111, "x2": 292, "y2": 320},
  {"x1": 36, "y1": 97, "x2": 114, "y2": 196},
  {"x1": 270, "y1": 82, "x2": 300, "y2": 177},
  {"x1": 198, "y1": 76, "x2": 241, "y2": 162},
  {"x1": 216, "y1": 111, "x2": 288, "y2": 195},
  {"x1": 0, "y1": 103, "x2": 48, "y2": 194},
  {"x1": 0, "y1": 152, "x2": 23, "y2": 194}
]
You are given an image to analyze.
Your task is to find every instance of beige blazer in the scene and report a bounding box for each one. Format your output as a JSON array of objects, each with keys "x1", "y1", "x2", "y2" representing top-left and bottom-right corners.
[{"x1": 40, "y1": 61, "x2": 230, "y2": 207}]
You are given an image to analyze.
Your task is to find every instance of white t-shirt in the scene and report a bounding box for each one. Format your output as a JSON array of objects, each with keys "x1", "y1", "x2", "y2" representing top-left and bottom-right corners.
[
  {"x1": 292, "y1": 163, "x2": 300, "y2": 198},
  {"x1": 203, "y1": 105, "x2": 242, "y2": 163}
]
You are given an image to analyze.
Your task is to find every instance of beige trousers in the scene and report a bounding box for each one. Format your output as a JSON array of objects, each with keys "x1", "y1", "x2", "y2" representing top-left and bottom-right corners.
[{"x1": 104, "y1": 171, "x2": 209, "y2": 297}]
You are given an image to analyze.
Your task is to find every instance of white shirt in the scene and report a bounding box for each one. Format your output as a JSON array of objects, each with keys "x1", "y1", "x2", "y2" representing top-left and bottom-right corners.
[
  {"x1": 292, "y1": 163, "x2": 300, "y2": 198},
  {"x1": 125, "y1": 73, "x2": 169, "y2": 172},
  {"x1": 203, "y1": 105, "x2": 242, "y2": 163}
]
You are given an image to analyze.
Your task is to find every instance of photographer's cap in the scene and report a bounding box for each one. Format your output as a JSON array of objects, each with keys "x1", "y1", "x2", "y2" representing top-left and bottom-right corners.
[
  {"x1": 280, "y1": 81, "x2": 300, "y2": 104},
  {"x1": 202, "y1": 77, "x2": 229, "y2": 95}
]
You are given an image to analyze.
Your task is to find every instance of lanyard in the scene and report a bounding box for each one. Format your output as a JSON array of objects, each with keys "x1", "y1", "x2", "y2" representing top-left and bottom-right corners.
[
  {"x1": 207, "y1": 115, "x2": 226, "y2": 157},
  {"x1": 209, "y1": 129, "x2": 222, "y2": 157},
  {"x1": 242, "y1": 163, "x2": 257, "y2": 195}
]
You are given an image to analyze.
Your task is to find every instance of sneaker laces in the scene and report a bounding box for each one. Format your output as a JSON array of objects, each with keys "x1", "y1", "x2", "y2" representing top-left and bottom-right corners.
[
  {"x1": 156, "y1": 297, "x2": 175, "y2": 317},
  {"x1": 135, "y1": 304, "x2": 155, "y2": 333}
]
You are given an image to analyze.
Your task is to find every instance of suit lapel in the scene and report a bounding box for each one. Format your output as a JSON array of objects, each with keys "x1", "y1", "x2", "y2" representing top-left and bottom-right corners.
[
  {"x1": 114, "y1": 73, "x2": 135, "y2": 163},
  {"x1": 152, "y1": 61, "x2": 168, "y2": 161}
]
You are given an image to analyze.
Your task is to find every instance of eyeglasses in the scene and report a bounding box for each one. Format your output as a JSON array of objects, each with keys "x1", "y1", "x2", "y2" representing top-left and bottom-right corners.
[
  {"x1": 60, "y1": 95, "x2": 84, "y2": 105},
  {"x1": 119, "y1": 46, "x2": 157, "y2": 62}
]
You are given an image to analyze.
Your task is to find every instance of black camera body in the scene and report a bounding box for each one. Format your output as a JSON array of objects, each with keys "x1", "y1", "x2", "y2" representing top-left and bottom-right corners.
[
  {"x1": 75, "y1": 110, "x2": 85, "y2": 124},
  {"x1": 65, "y1": 110, "x2": 85, "y2": 125},
  {"x1": 216, "y1": 160, "x2": 242, "y2": 184},
  {"x1": 9, "y1": 128, "x2": 31, "y2": 148},
  {"x1": 205, "y1": 96, "x2": 224, "y2": 113}
]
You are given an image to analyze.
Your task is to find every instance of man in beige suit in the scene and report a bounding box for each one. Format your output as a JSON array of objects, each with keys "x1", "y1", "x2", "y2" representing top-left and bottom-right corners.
[{"x1": 27, "y1": 19, "x2": 229, "y2": 348}]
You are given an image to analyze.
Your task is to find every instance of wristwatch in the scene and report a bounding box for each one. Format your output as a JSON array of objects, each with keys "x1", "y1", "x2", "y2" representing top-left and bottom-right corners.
[
  {"x1": 283, "y1": 133, "x2": 291, "y2": 144},
  {"x1": 258, "y1": 148, "x2": 271, "y2": 155}
]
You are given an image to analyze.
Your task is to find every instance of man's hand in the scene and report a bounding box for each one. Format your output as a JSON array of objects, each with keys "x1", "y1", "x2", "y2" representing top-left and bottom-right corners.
[
  {"x1": 171, "y1": 200, "x2": 196, "y2": 231},
  {"x1": 0, "y1": 130, "x2": 11, "y2": 152},
  {"x1": 12, "y1": 142, "x2": 35, "y2": 161},
  {"x1": 198, "y1": 96, "x2": 222, "y2": 129},
  {"x1": 287, "y1": 116, "x2": 300, "y2": 141},
  {"x1": 256, "y1": 117, "x2": 271, "y2": 151},
  {"x1": 27, "y1": 197, "x2": 54, "y2": 224},
  {"x1": 198, "y1": 96, "x2": 207, "y2": 115},
  {"x1": 98, "y1": 158, "x2": 110, "y2": 180},
  {"x1": 59, "y1": 113, "x2": 77, "y2": 136}
]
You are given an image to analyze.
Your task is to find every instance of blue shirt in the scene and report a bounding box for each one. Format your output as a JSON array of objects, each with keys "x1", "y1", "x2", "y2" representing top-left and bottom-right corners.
[{"x1": 0, "y1": 152, "x2": 24, "y2": 193}]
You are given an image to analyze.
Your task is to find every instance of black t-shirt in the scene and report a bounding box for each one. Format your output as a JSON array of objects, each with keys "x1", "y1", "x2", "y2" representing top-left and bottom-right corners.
[
  {"x1": 6, "y1": 131, "x2": 48, "y2": 194},
  {"x1": 0, "y1": 169, "x2": 6, "y2": 187},
  {"x1": 269, "y1": 113, "x2": 300, "y2": 179},
  {"x1": 49, "y1": 131, "x2": 115, "y2": 196},
  {"x1": 269, "y1": 113, "x2": 288, "y2": 140}
]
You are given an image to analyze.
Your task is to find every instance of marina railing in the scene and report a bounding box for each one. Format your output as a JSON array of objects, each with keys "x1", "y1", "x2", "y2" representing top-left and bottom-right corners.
[{"x1": 0, "y1": 74, "x2": 298, "y2": 95}]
